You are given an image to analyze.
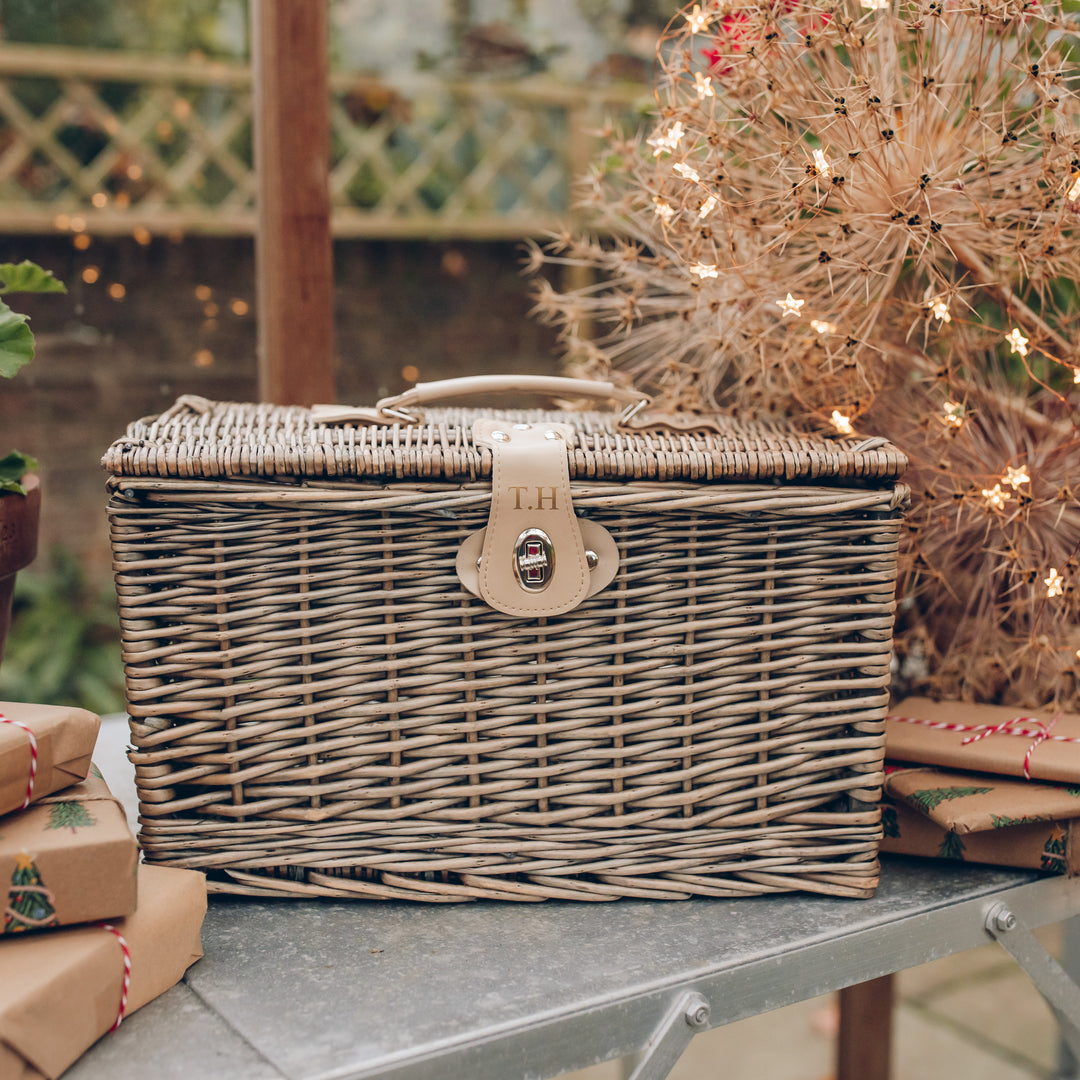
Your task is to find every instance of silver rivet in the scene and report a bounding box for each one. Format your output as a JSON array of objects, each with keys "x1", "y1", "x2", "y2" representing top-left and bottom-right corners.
[
  {"x1": 585, "y1": 550, "x2": 599, "y2": 570},
  {"x1": 512, "y1": 423, "x2": 531, "y2": 430},
  {"x1": 544, "y1": 430, "x2": 561, "y2": 440},
  {"x1": 492, "y1": 430, "x2": 510, "y2": 442}
]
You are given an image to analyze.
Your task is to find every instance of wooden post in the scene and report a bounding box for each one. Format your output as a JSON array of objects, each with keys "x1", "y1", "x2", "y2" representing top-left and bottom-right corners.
[
  {"x1": 837, "y1": 974, "x2": 895, "y2": 1080},
  {"x1": 251, "y1": 0, "x2": 336, "y2": 406}
]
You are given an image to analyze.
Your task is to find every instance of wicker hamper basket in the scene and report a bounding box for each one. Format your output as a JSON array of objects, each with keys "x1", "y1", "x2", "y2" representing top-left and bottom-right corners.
[{"x1": 103, "y1": 376, "x2": 908, "y2": 901}]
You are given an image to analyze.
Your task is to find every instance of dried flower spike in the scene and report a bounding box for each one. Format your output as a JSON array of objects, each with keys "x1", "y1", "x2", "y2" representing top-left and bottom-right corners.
[{"x1": 528, "y1": 0, "x2": 1080, "y2": 709}]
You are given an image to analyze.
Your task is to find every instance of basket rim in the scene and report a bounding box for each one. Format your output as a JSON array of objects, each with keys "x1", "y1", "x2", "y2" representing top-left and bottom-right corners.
[{"x1": 102, "y1": 395, "x2": 907, "y2": 485}]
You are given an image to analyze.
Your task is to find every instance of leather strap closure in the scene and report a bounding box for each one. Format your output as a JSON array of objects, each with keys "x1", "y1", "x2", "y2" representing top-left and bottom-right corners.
[
  {"x1": 470, "y1": 418, "x2": 589, "y2": 617},
  {"x1": 456, "y1": 519, "x2": 619, "y2": 607}
]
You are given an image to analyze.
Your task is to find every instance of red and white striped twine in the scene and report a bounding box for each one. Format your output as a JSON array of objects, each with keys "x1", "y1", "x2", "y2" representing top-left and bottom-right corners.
[
  {"x1": 0, "y1": 714, "x2": 38, "y2": 809},
  {"x1": 99, "y1": 923, "x2": 132, "y2": 1031},
  {"x1": 887, "y1": 712, "x2": 1070, "y2": 780}
]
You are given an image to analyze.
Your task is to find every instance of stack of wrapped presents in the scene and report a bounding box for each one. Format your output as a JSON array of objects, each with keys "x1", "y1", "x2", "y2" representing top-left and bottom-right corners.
[
  {"x1": 0, "y1": 701, "x2": 206, "y2": 1079},
  {"x1": 884, "y1": 697, "x2": 1080, "y2": 874}
]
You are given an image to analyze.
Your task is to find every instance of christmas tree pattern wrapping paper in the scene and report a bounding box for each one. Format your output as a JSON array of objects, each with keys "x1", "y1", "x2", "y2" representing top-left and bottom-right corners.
[
  {"x1": 881, "y1": 801, "x2": 1079, "y2": 875},
  {"x1": 0, "y1": 863, "x2": 206, "y2": 1080},
  {"x1": 884, "y1": 764, "x2": 1080, "y2": 834},
  {"x1": 1, "y1": 770, "x2": 137, "y2": 935},
  {"x1": 886, "y1": 697, "x2": 1080, "y2": 784},
  {"x1": 0, "y1": 702, "x2": 100, "y2": 818}
]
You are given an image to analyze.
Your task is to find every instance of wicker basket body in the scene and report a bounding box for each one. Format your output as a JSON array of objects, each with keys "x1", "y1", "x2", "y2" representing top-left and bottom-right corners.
[{"x1": 104, "y1": 397, "x2": 908, "y2": 900}]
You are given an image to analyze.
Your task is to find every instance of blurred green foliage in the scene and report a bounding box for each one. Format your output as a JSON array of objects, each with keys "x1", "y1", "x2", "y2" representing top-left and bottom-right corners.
[
  {"x1": 0, "y1": 549, "x2": 126, "y2": 715},
  {"x1": 0, "y1": 0, "x2": 246, "y2": 57}
]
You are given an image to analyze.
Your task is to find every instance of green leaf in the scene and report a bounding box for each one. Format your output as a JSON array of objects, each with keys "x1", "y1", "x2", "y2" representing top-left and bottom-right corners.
[
  {"x1": 0, "y1": 300, "x2": 34, "y2": 378},
  {"x1": 0, "y1": 451, "x2": 38, "y2": 495},
  {"x1": 0, "y1": 261, "x2": 66, "y2": 295}
]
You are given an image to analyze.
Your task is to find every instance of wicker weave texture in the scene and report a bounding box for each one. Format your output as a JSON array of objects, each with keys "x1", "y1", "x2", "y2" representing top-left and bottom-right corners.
[
  {"x1": 109, "y1": 469, "x2": 907, "y2": 901},
  {"x1": 104, "y1": 398, "x2": 907, "y2": 485}
]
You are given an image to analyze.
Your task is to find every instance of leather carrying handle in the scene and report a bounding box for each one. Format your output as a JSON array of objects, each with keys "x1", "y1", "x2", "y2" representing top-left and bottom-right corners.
[{"x1": 376, "y1": 376, "x2": 650, "y2": 423}]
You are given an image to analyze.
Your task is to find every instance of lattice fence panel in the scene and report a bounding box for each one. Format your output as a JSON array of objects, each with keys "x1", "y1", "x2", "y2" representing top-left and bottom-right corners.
[{"x1": 0, "y1": 44, "x2": 644, "y2": 239}]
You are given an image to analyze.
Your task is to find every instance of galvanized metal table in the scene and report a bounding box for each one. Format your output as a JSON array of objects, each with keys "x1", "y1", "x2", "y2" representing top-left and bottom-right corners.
[{"x1": 63, "y1": 859, "x2": 1080, "y2": 1080}]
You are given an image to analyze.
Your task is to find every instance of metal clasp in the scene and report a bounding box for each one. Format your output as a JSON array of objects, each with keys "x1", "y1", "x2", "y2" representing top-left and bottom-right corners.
[{"x1": 515, "y1": 529, "x2": 554, "y2": 591}]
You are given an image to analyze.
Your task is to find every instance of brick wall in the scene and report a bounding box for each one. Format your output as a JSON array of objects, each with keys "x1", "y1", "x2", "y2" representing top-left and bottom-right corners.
[{"x1": 3, "y1": 235, "x2": 561, "y2": 576}]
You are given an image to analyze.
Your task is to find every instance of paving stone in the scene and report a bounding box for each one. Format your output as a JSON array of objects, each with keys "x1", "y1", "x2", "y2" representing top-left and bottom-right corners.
[
  {"x1": 893, "y1": 1004, "x2": 1044, "y2": 1080},
  {"x1": 917, "y1": 965, "x2": 1060, "y2": 1074}
]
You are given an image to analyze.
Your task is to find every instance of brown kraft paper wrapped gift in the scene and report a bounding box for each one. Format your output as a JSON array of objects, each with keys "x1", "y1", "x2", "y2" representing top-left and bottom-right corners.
[
  {"x1": 0, "y1": 863, "x2": 206, "y2": 1080},
  {"x1": 0, "y1": 703, "x2": 100, "y2": 818},
  {"x1": 883, "y1": 764, "x2": 1080, "y2": 834},
  {"x1": 2, "y1": 771, "x2": 139, "y2": 935},
  {"x1": 881, "y1": 800, "x2": 1080, "y2": 874},
  {"x1": 886, "y1": 697, "x2": 1080, "y2": 783}
]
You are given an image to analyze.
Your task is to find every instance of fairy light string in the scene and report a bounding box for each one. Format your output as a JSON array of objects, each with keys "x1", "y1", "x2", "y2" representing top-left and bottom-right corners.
[{"x1": 528, "y1": 0, "x2": 1080, "y2": 708}]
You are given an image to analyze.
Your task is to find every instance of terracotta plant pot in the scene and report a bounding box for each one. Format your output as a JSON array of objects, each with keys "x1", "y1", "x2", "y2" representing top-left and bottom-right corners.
[{"x1": 0, "y1": 474, "x2": 40, "y2": 664}]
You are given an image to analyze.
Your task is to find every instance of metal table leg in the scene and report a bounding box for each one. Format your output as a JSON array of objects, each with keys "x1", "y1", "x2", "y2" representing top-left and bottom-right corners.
[
  {"x1": 985, "y1": 903, "x2": 1080, "y2": 1076},
  {"x1": 1057, "y1": 915, "x2": 1080, "y2": 1080},
  {"x1": 624, "y1": 993, "x2": 711, "y2": 1080}
]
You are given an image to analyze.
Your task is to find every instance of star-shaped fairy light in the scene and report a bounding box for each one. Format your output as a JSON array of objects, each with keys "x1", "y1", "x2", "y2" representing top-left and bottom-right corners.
[
  {"x1": 647, "y1": 121, "x2": 685, "y2": 157},
  {"x1": 942, "y1": 401, "x2": 965, "y2": 428},
  {"x1": 522, "y1": 0, "x2": 1080, "y2": 713},
  {"x1": 673, "y1": 162, "x2": 700, "y2": 182},
  {"x1": 928, "y1": 297, "x2": 952, "y2": 323},
  {"x1": 686, "y1": 4, "x2": 709, "y2": 32},
  {"x1": 690, "y1": 262, "x2": 720, "y2": 279},
  {"x1": 653, "y1": 197, "x2": 675, "y2": 221},
  {"x1": 1046, "y1": 568, "x2": 1065, "y2": 598},
  {"x1": 1005, "y1": 328, "x2": 1029, "y2": 357},
  {"x1": 830, "y1": 410, "x2": 854, "y2": 434},
  {"x1": 1004, "y1": 466, "x2": 1030, "y2": 489},
  {"x1": 776, "y1": 293, "x2": 804, "y2": 318}
]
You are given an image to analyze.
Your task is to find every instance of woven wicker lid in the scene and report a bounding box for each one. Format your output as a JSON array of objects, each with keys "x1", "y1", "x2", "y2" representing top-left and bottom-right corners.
[{"x1": 102, "y1": 394, "x2": 906, "y2": 485}]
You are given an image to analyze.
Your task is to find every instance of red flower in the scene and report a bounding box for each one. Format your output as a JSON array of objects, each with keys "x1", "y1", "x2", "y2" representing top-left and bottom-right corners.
[{"x1": 704, "y1": 11, "x2": 754, "y2": 75}]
